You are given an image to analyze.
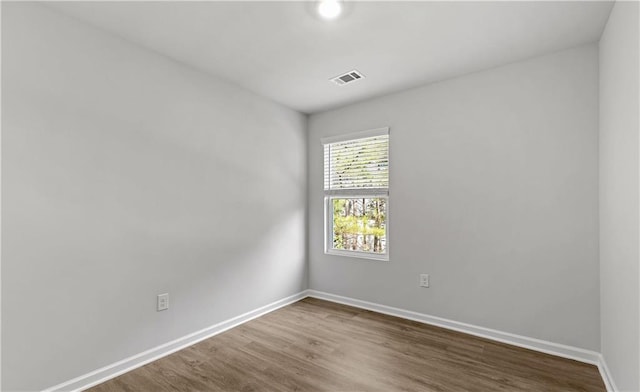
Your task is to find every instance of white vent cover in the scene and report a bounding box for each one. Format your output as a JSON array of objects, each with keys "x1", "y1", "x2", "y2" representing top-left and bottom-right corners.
[{"x1": 330, "y1": 70, "x2": 365, "y2": 86}]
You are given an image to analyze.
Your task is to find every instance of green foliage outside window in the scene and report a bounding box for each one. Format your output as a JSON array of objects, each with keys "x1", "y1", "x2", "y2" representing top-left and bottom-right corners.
[{"x1": 332, "y1": 198, "x2": 386, "y2": 253}]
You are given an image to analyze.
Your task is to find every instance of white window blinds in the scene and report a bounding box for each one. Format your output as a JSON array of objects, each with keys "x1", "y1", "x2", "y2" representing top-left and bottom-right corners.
[{"x1": 323, "y1": 128, "x2": 389, "y2": 195}]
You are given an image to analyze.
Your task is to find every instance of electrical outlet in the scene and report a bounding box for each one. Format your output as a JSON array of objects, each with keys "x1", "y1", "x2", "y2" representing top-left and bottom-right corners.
[
  {"x1": 419, "y1": 274, "x2": 429, "y2": 288},
  {"x1": 157, "y1": 293, "x2": 169, "y2": 311}
]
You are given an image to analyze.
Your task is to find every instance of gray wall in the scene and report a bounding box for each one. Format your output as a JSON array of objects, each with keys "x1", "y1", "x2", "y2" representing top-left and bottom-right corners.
[
  {"x1": 308, "y1": 44, "x2": 600, "y2": 351},
  {"x1": 599, "y1": 1, "x2": 640, "y2": 390},
  {"x1": 1, "y1": 3, "x2": 307, "y2": 391}
]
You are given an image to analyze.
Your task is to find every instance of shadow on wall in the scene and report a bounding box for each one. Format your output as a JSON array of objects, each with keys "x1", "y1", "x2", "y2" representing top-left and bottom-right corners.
[{"x1": 3, "y1": 79, "x2": 307, "y2": 390}]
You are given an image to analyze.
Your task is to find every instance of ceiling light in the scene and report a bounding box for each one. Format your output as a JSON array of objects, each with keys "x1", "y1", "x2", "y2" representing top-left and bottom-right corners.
[{"x1": 317, "y1": 0, "x2": 342, "y2": 20}]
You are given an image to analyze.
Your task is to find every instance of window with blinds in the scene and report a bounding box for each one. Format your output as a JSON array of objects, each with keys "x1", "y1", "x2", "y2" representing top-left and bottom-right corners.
[
  {"x1": 322, "y1": 128, "x2": 389, "y2": 260},
  {"x1": 323, "y1": 133, "x2": 389, "y2": 194}
]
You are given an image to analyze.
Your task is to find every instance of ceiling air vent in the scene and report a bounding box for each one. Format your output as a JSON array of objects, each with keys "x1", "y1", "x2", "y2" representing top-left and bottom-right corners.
[{"x1": 330, "y1": 70, "x2": 365, "y2": 86}]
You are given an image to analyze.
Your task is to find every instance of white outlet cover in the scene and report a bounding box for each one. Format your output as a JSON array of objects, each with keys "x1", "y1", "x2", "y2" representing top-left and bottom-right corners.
[
  {"x1": 157, "y1": 293, "x2": 169, "y2": 311},
  {"x1": 419, "y1": 274, "x2": 429, "y2": 288}
]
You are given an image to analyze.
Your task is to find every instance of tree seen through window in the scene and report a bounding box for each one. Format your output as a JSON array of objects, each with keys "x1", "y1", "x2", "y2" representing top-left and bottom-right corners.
[{"x1": 332, "y1": 198, "x2": 386, "y2": 253}]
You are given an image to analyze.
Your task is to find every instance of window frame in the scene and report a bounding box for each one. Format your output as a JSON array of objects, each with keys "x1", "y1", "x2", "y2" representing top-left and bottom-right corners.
[{"x1": 322, "y1": 127, "x2": 390, "y2": 261}]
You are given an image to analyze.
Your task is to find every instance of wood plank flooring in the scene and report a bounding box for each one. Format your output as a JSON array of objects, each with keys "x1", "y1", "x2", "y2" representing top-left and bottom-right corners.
[{"x1": 88, "y1": 298, "x2": 606, "y2": 391}]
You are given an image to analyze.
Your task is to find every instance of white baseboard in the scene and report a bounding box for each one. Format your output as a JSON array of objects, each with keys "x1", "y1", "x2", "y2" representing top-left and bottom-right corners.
[
  {"x1": 42, "y1": 290, "x2": 309, "y2": 392},
  {"x1": 43, "y1": 288, "x2": 615, "y2": 392},
  {"x1": 307, "y1": 290, "x2": 602, "y2": 365},
  {"x1": 597, "y1": 355, "x2": 618, "y2": 392}
]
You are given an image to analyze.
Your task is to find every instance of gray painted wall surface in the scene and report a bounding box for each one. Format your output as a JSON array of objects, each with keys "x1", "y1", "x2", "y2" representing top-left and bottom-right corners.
[
  {"x1": 1, "y1": 4, "x2": 307, "y2": 390},
  {"x1": 599, "y1": 1, "x2": 640, "y2": 390},
  {"x1": 308, "y1": 45, "x2": 600, "y2": 351},
  {"x1": 5, "y1": 2, "x2": 634, "y2": 390}
]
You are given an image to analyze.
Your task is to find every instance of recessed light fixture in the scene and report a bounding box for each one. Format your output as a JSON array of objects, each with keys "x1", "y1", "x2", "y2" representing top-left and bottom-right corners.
[{"x1": 317, "y1": 0, "x2": 342, "y2": 20}]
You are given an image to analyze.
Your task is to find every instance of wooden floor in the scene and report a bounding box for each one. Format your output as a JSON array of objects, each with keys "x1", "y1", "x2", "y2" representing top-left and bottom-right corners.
[{"x1": 89, "y1": 298, "x2": 606, "y2": 392}]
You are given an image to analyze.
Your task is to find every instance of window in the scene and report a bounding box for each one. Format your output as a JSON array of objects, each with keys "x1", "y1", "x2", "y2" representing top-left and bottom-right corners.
[{"x1": 322, "y1": 128, "x2": 389, "y2": 260}]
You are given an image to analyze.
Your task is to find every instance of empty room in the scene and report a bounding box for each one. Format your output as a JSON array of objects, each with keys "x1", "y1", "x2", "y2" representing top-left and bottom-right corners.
[{"x1": 1, "y1": 0, "x2": 639, "y2": 391}]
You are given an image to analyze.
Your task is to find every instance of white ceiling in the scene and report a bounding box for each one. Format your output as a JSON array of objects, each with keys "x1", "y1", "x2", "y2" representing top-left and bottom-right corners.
[{"x1": 47, "y1": 1, "x2": 613, "y2": 114}]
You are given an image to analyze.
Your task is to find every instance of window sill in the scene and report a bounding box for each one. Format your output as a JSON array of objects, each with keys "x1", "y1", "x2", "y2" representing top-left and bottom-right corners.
[{"x1": 325, "y1": 249, "x2": 389, "y2": 261}]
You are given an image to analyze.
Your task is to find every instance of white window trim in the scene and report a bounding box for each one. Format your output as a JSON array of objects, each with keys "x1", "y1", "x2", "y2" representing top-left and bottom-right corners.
[
  {"x1": 320, "y1": 127, "x2": 389, "y2": 145},
  {"x1": 322, "y1": 127, "x2": 390, "y2": 261}
]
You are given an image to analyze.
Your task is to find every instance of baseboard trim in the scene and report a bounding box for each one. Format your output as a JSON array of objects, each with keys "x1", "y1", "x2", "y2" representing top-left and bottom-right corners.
[
  {"x1": 597, "y1": 355, "x2": 618, "y2": 392},
  {"x1": 307, "y1": 290, "x2": 602, "y2": 365},
  {"x1": 42, "y1": 290, "x2": 309, "y2": 392},
  {"x1": 44, "y1": 289, "x2": 615, "y2": 392}
]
